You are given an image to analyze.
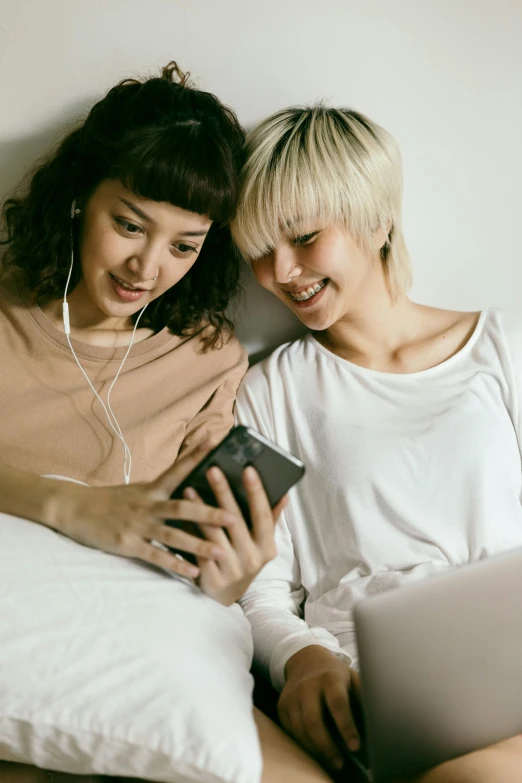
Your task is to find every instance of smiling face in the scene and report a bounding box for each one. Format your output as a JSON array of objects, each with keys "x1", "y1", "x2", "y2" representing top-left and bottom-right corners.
[
  {"x1": 252, "y1": 222, "x2": 387, "y2": 332},
  {"x1": 233, "y1": 106, "x2": 412, "y2": 332},
  {"x1": 71, "y1": 179, "x2": 212, "y2": 329}
]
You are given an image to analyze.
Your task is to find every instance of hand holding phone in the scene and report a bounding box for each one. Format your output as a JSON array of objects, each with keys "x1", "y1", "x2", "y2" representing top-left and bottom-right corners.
[
  {"x1": 170, "y1": 426, "x2": 305, "y2": 525},
  {"x1": 166, "y1": 426, "x2": 305, "y2": 604}
]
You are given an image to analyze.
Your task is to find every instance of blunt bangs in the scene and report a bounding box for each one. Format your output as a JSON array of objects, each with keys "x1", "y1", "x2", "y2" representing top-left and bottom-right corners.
[
  {"x1": 233, "y1": 105, "x2": 411, "y2": 294},
  {"x1": 114, "y1": 123, "x2": 238, "y2": 226}
]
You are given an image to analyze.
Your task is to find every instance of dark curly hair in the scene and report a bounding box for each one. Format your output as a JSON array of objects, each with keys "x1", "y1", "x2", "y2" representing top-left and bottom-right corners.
[{"x1": 0, "y1": 62, "x2": 245, "y2": 349}]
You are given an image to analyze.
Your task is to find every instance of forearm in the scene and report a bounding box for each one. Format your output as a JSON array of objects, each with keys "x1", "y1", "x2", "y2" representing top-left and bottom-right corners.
[
  {"x1": 0, "y1": 462, "x2": 69, "y2": 531},
  {"x1": 241, "y1": 597, "x2": 351, "y2": 690}
]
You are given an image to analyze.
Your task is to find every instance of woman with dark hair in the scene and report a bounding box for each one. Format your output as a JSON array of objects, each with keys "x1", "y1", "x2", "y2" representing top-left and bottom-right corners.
[
  {"x1": 0, "y1": 61, "x2": 264, "y2": 587},
  {"x1": 0, "y1": 63, "x2": 337, "y2": 783}
]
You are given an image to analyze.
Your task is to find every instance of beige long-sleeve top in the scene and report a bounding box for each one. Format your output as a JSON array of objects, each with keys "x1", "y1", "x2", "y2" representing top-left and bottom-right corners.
[{"x1": 0, "y1": 275, "x2": 247, "y2": 486}]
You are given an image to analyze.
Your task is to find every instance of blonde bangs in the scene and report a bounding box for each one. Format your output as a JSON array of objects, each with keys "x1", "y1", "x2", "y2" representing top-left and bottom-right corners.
[{"x1": 232, "y1": 105, "x2": 411, "y2": 294}]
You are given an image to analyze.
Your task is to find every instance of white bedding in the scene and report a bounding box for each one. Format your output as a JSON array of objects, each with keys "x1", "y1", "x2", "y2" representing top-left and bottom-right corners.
[{"x1": 0, "y1": 512, "x2": 261, "y2": 783}]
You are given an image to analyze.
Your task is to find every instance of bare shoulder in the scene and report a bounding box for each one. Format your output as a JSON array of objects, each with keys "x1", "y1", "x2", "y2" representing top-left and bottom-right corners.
[
  {"x1": 418, "y1": 305, "x2": 481, "y2": 344},
  {"x1": 413, "y1": 305, "x2": 482, "y2": 368}
]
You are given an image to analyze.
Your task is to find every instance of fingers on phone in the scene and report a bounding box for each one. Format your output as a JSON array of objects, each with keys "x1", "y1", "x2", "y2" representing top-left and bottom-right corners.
[
  {"x1": 183, "y1": 487, "x2": 202, "y2": 502},
  {"x1": 205, "y1": 469, "x2": 254, "y2": 559},
  {"x1": 205, "y1": 467, "x2": 243, "y2": 516},
  {"x1": 195, "y1": 523, "x2": 231, "y2": 554},
  {"x1": 138, "y1": 543, "x2": 200, "y2": 579},
  {"x1": 242, "y1": 466, "x2": 276, "y2": 552},
  {"x1": 157, "y1": 499, "x2": 239, "y2": 527},
  {"x1": 153, "y1": 526, "x2": 225, "y2": 562}
]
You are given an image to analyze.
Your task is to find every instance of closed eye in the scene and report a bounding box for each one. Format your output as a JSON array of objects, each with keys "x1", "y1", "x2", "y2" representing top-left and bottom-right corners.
[{"x1": 293, "y1": 231, "x2": 319, "y2": 246}]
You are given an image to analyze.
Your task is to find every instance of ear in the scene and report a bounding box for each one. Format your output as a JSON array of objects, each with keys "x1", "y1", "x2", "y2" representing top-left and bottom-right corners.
[{"x1": 373, "y1": 222, "x2": 392, "y2": 252}]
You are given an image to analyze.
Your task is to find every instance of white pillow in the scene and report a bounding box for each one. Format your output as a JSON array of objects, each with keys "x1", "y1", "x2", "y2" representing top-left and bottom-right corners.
[{"x1": 0, "y1": 512, "x2": 262, "y2": 783}]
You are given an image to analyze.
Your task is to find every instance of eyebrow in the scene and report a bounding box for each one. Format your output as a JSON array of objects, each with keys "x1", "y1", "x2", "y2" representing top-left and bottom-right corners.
[
  {"x1": 119, "y1": 197, "x2": 209, "y2": 238},
  {"x1": 120, "y1": 198, "x2": 153, "y2": 223}
]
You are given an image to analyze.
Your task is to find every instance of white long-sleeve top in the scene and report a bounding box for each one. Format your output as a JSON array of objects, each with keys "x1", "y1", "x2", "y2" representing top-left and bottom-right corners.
[{"x1": 235, "y1": 308, "x2": 522, "y2": 690}]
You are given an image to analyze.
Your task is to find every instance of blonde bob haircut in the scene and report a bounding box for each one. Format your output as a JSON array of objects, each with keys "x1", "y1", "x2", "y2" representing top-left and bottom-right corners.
[{"x1": 232, "y1": 105, "x2": 411, "y2": 295}]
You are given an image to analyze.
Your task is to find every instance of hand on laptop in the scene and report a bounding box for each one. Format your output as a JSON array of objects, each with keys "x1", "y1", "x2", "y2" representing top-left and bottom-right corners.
[{"x1": 279, "y1": 645, "x2": 362, "y2": 772}]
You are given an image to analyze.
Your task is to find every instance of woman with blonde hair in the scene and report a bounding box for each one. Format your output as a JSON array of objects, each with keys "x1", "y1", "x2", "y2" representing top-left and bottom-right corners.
[{"x1": 233, "y1": 105, "x2": 522, "y2": 781}]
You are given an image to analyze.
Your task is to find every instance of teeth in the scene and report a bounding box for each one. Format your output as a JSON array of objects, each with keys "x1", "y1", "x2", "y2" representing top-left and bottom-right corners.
[
  {"x1": 290, "y1": 281, "x2": 325, "y2": 302},
  {"x1": 115, "y1": 276, "x2": 139, "y2": 291}
]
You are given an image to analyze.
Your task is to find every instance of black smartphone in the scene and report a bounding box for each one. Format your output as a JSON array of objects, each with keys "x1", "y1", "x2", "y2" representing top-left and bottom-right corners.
[{"x1": 167, "y1": 425, "x2": 305, "y2": 541}]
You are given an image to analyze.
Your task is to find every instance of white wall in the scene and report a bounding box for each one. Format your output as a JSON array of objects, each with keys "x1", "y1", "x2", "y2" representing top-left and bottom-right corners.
[{"x1": 1, "y1": 0, "x2": 521, "y2": 356}]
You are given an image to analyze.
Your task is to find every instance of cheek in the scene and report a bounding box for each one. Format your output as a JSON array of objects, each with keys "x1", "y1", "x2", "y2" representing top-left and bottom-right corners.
[{"x1": 80, "y1": 227, "x2": 123, "y2": 272}]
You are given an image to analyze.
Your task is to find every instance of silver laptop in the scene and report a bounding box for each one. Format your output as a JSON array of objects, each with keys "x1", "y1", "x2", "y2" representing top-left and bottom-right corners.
[{"x1": 353, "y1": 547, "x2": 522, "y2": 782}]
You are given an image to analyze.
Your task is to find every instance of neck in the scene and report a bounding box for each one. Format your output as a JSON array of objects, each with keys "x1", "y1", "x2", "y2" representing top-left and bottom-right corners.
[{"x1": 319, "y1": 279, "x2": 421, "y2": 367}]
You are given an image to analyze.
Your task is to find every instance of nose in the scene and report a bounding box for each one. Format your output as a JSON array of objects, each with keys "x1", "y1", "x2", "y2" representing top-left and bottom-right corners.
[
  {"x1": 272, "y1": 245, "x2": 303, "y2": 286},
  {"x1": 127, "y1": 240, "x2": 161, "y2": 283}
]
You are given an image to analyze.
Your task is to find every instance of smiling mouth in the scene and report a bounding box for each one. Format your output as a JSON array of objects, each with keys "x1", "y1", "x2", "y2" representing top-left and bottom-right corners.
[
  {"x1": 110, "y1": 273, "x2": 147, "y2": 291},
  {"x1": 287, "y1": 279, "x2": 328, "y2": 302}
]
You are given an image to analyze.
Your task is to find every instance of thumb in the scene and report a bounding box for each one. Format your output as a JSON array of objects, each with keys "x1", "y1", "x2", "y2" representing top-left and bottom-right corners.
[{"x1": 153, "y1": 437, "x2": 216, "y2": 496}]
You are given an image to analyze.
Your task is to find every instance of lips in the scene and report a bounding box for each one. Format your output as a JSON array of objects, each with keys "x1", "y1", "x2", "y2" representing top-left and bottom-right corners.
[{"x1": 109, "y1": 273, "x2": 147, "y2": 302}]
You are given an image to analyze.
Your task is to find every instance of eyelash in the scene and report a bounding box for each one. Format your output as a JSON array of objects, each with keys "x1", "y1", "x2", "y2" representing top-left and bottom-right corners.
[
  {"x1": 175, "y1": 244, "x2": 197, "y2": 256},
  {"x1": 115, "y1": 218, "x2": 197, "y2": 257},
  {"x1": 293, "y1": 231, "x2": 318, "y2": 246},
  {"x1": 116, "y1": 218, "x2": 142, "y2": 235}
]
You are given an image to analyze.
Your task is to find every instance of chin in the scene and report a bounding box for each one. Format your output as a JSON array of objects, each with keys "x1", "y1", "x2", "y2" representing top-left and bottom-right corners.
[{"x1": 298, "y1": 312, "x2": 336, "y2": 332}]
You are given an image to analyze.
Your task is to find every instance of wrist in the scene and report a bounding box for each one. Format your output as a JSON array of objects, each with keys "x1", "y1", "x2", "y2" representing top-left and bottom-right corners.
[
  {"x1": 0, "y1": 464, "x2": 67, "y2": 530},
  {"x1": 40, "y1": 478, "x2": 77, "y2": 533},
  {"x1": 285, "y1": 644, "x2": 345, "y2": 681}
]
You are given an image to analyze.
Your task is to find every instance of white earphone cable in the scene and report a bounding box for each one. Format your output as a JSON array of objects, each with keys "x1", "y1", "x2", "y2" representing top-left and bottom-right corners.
[{"x1": 63, "y1": 201, "x2": 146, "y2": 484}]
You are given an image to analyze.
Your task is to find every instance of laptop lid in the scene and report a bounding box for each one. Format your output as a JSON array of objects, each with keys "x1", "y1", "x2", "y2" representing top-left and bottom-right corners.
[{"x1": 353, "y1": 547, "x2": 522, "y2": 782}]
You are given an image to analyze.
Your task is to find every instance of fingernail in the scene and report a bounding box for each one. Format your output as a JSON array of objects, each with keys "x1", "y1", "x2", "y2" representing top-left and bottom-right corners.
[
  {"x1": 332, "y1": 757, "x2": 344, "y2": 770},
  {"x1": 207, "y1": 466, "x2": 222, "y2": 481},
  {"x1": 223, "y1": 513, "x2": 239, "y2": 525},
  {"x1": 184, "y1": 487, "x2": 197, "y2": 499},
  {"x1": 211, "y1": 547, "x2": 226, "y2": 559},
  {"x1": 349, "y1": 739, "x2": 360, "y2": 752},
  {"x1": 243, "y1": 466, "x2": 257, "y2": 483},
  {"x1": 187, "y1": 565, "x2": 200, "y2": 578}
]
